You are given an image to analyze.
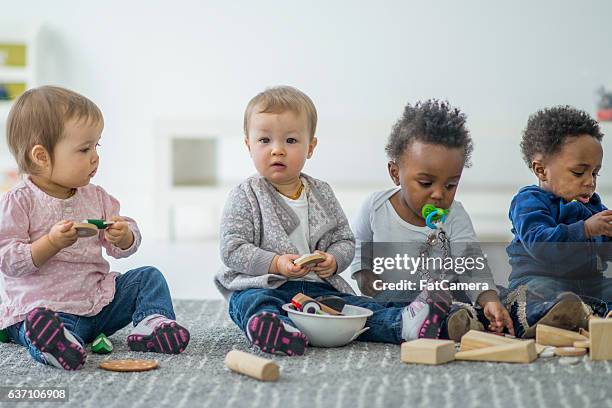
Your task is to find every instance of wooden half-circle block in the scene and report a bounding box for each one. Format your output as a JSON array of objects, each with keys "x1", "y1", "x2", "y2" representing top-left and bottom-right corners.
[
  {"x1": 459, "y1": 330, "x2": 519, "y2": 352},
  {"x1": 536, "y1": 324, "x2": 587, "y2": 347}
]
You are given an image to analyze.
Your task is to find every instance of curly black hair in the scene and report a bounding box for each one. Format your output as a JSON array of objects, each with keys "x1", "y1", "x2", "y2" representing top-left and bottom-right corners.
[
  {"x1": 521, "y1": 106, "x2": 603, "y2": 168},
  {"x1": 385, "y1": 99, "x2": 473, "y2": 167}
]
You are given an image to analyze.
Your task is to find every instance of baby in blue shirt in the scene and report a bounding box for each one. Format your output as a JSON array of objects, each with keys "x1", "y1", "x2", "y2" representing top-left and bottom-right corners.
[{"x1": 505, "y1": 105, "x2": 612, "y2": 338}]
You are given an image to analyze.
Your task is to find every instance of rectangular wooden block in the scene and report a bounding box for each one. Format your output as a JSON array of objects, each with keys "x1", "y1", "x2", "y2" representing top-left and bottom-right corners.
[
  {"x1": 455, "y1": 340, "x2": 537, "y2": 363},
  {"x1": 589, "y1": 318, "x2": 612, "y2": 361},
  {"x1": 459, "y1": 330, "x2": 519, "y2": 352},
  {"x1": 536, "y1": 324, "x2": 587, "y2": 347},
  {"x1": 401, "y1": 339, "x2": 456, "y2": 365}
]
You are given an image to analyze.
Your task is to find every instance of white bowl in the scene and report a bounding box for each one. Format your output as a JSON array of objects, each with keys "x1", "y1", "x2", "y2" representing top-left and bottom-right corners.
[{"x1": 281, "y1": 303, "x2": 373, "y2": 347}]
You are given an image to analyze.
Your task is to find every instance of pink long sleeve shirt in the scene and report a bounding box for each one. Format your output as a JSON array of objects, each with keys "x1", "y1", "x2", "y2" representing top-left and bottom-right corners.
[{"x1": 0, "y1": 178, "x2": 141, "y2": 329}]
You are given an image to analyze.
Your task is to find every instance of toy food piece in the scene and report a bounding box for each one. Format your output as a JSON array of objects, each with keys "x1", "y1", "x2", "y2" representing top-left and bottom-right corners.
[
  {"x1": 91, "y1": 333, "x2": 113, "y2": 354},
  {"x1": 74, "y1": 223, "x2": 98, "y2": 237},
  {"x1": 0, "y1": 328, "x2": 10, "y2": 343},
  {"x1": 83, "y1": 219, "x2": 114, "y2": 229},
  {"x1": 554, "y1": 347, "x2": 587, "y2": 357},
  {"x1": 225, "y1": 350, "x2": 279, "y2": 382},
  {"x1": 421, "y1": 204, "x2": 449, "y2": 229},
  {"x1": 300, "y1": 300, "x2": 322, "y2": 314},
  {"x1": 291, "y1": 293, "x2": 342, "y2": 316},
  {"x1": 99, "y1": 359, "x2": 158, "y2": 372},
  {"x1": 294, "y1": 253, "x2": 326, "y2": 268},
  {"x1": 315, "y1": 295, "x2": 347, "y2": 313},
  {"x1": 74, "y1": 219, "x2": 115, "y2": 238}
]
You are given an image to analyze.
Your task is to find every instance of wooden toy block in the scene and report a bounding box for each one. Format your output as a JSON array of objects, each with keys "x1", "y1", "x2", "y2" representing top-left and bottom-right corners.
[
  {"x1": 400, "y1": 339, "x2": 456, "y2": 365},
  {"x1": 455, "y1": 340, "x2": 537, "y2": 363},
  {"x1": 589, "y1": 318, "x2": 612, "y2": 361},
  {"x1": 535, "y1": 324, "x2": 587, "y2": 347},
  {"x1": 573, "y1": 340, "x2": 590, "y2": 349},
  {"x1": 554, "y1": 347, "x2": 587, "y2": 357},
  {"x1": 535, "y1": 344, "x2": 548, "y2": 355},
  {"x1": 225, "y1": 350, "x2": 279, "y2": 381},
  {"x1": 459, "y1": 330, "x2": 519, "y2": 352}
]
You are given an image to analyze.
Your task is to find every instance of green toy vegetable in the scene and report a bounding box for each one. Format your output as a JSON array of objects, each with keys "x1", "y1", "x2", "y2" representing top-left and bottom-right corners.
[
  {"x1": 91, "y1": 333, "x2": 113, "y2": 354},
  {"x1": 83, "y1": 219, "x2": 114, "y2": 229},
  {"x1": 0, "y1": 328, "x2": 10, "y2": 343}
]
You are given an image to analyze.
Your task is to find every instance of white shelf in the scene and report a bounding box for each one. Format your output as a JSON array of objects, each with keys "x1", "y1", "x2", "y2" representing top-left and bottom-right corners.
[
  {"x1": 0, "y1": 66, "x2": 31, "y2": 82},
  {"x1": 0, "y1": 23, "x2": 39, "y2": 193},
  {"x1": 0, "y1": 101, "x2": 11, "y2": 117}
]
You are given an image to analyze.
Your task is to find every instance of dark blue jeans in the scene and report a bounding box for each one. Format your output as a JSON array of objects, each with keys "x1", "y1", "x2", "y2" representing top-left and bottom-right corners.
[
  {"x1": 6, "y1": 266, "x2": 175, "y2": 364},
  {"x1": 509, "y1": 275, "x2": 612, "y2": 316},
  {"x1": 229, "y1": 281, "x2": 406, "y2": 344}
]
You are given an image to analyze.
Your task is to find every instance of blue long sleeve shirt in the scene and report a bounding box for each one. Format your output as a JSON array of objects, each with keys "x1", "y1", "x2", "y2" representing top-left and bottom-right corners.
[{"x1": 507, "y1": 185, "x2": 612, "y2": 282}]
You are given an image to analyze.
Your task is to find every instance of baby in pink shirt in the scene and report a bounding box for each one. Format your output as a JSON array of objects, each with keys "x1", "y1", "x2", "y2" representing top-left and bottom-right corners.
[{"x1": 0, "y1": 86, "x2": 190, "y2": 370}]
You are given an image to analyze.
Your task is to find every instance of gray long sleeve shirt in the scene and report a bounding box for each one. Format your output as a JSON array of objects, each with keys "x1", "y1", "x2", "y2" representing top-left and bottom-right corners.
[
  {"x1": 349, "y1": 187, "x2": 498, "y2": 303},
  {"x1": 215, "y1": 173, "x2": 355, "y2": 299}
]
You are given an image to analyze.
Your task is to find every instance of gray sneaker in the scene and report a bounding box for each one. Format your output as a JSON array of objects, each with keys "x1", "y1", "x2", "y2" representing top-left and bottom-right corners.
[
  {"x1": 505, "y1": 288, "x2": 591, "y2": 338},
  {"x1": 446, "y1": 303, "x2": 484, "y2": 342}
]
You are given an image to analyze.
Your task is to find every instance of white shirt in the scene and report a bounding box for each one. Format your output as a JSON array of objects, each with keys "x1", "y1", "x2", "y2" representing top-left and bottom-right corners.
[{"x1": 279, "y1": 189, "x2": 324, "y2": 283}]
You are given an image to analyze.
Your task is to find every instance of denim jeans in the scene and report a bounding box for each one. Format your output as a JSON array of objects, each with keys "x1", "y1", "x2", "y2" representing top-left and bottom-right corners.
[
  {"x1": 6, "y1": 266, "x2": 175, "y2": 364},
  {"x1": 509, "y1": 275, "x2": 612, "y2": 316},
  {"x1": 229, "y1": 281, "x2": 406, "y2": 344}
]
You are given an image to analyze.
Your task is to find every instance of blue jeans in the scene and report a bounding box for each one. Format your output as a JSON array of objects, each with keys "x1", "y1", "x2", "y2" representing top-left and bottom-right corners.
[
  {"x1": 6, "y1": 266, "x2": 175, "y2": 364},
  {"x1": 509, "y1": 275, "x2": 612, "y2": 316},
  {"x1": 229, "y1": 281, "x2": 406, "y2": 344}
]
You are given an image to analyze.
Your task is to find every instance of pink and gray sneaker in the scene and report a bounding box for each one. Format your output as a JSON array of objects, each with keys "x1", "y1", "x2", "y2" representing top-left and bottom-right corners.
[
  {"x1": 402, "y1": 285, "x2": 453, "y2": 340},
  {"x1": 246, "y1": 312, "x2": 308, "y2": 356},
  {"x1": 25, "y1": 307, "x2": 86, "y2": 370},
  {"x1": 417, "y1": 288, "x2": 453, "y2": 338},
  {"x1": 127, "y1": 315, "x2": 190, "y2": 354}
]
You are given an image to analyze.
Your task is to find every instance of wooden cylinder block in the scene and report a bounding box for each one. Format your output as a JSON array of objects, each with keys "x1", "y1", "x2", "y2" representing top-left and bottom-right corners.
[{"x1": 225, "y1": 350, "x2": 279, "y2": 382}]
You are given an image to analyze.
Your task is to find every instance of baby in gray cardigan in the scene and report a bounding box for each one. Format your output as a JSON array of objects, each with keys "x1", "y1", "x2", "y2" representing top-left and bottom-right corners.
[{"x1": 216, "y1": 86, "x2": 453, "y2": 356}]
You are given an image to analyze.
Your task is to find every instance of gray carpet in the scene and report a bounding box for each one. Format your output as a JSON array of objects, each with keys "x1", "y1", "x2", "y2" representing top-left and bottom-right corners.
[{"x1": 1, "y1": 300, "x2": 611, "y2": 408}]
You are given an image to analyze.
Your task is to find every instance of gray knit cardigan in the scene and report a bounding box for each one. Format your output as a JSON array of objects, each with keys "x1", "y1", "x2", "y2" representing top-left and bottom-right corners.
[{"x1": 214, "y1": 173, "x2": 356, "y2": 299}]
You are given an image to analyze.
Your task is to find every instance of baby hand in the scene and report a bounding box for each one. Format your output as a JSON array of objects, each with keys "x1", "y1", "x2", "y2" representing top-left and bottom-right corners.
[
  {"x1": 104, "y1": 216, "x2": 134, "y2": 249},
  {"x1": 311, "y1": 250, "x2": 337, "y2": 278},
  {"x1": 273, "y1": 254, "x2": 310, "y2": 279},
  {"x1": 584, "y1": 210, "x2": 612, "y2": 238},
  {"x1": 483, "y1": 300, "x2": 515, "y2": 336},
  {"x1": 47, "y1": 220, "x2": 78, "y2": 249}
]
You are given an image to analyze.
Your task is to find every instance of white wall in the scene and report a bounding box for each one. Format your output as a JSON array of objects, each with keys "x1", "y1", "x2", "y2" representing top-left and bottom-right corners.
[{"x1": 3, "y1": 0, "x2": 612, "y2": 239}]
